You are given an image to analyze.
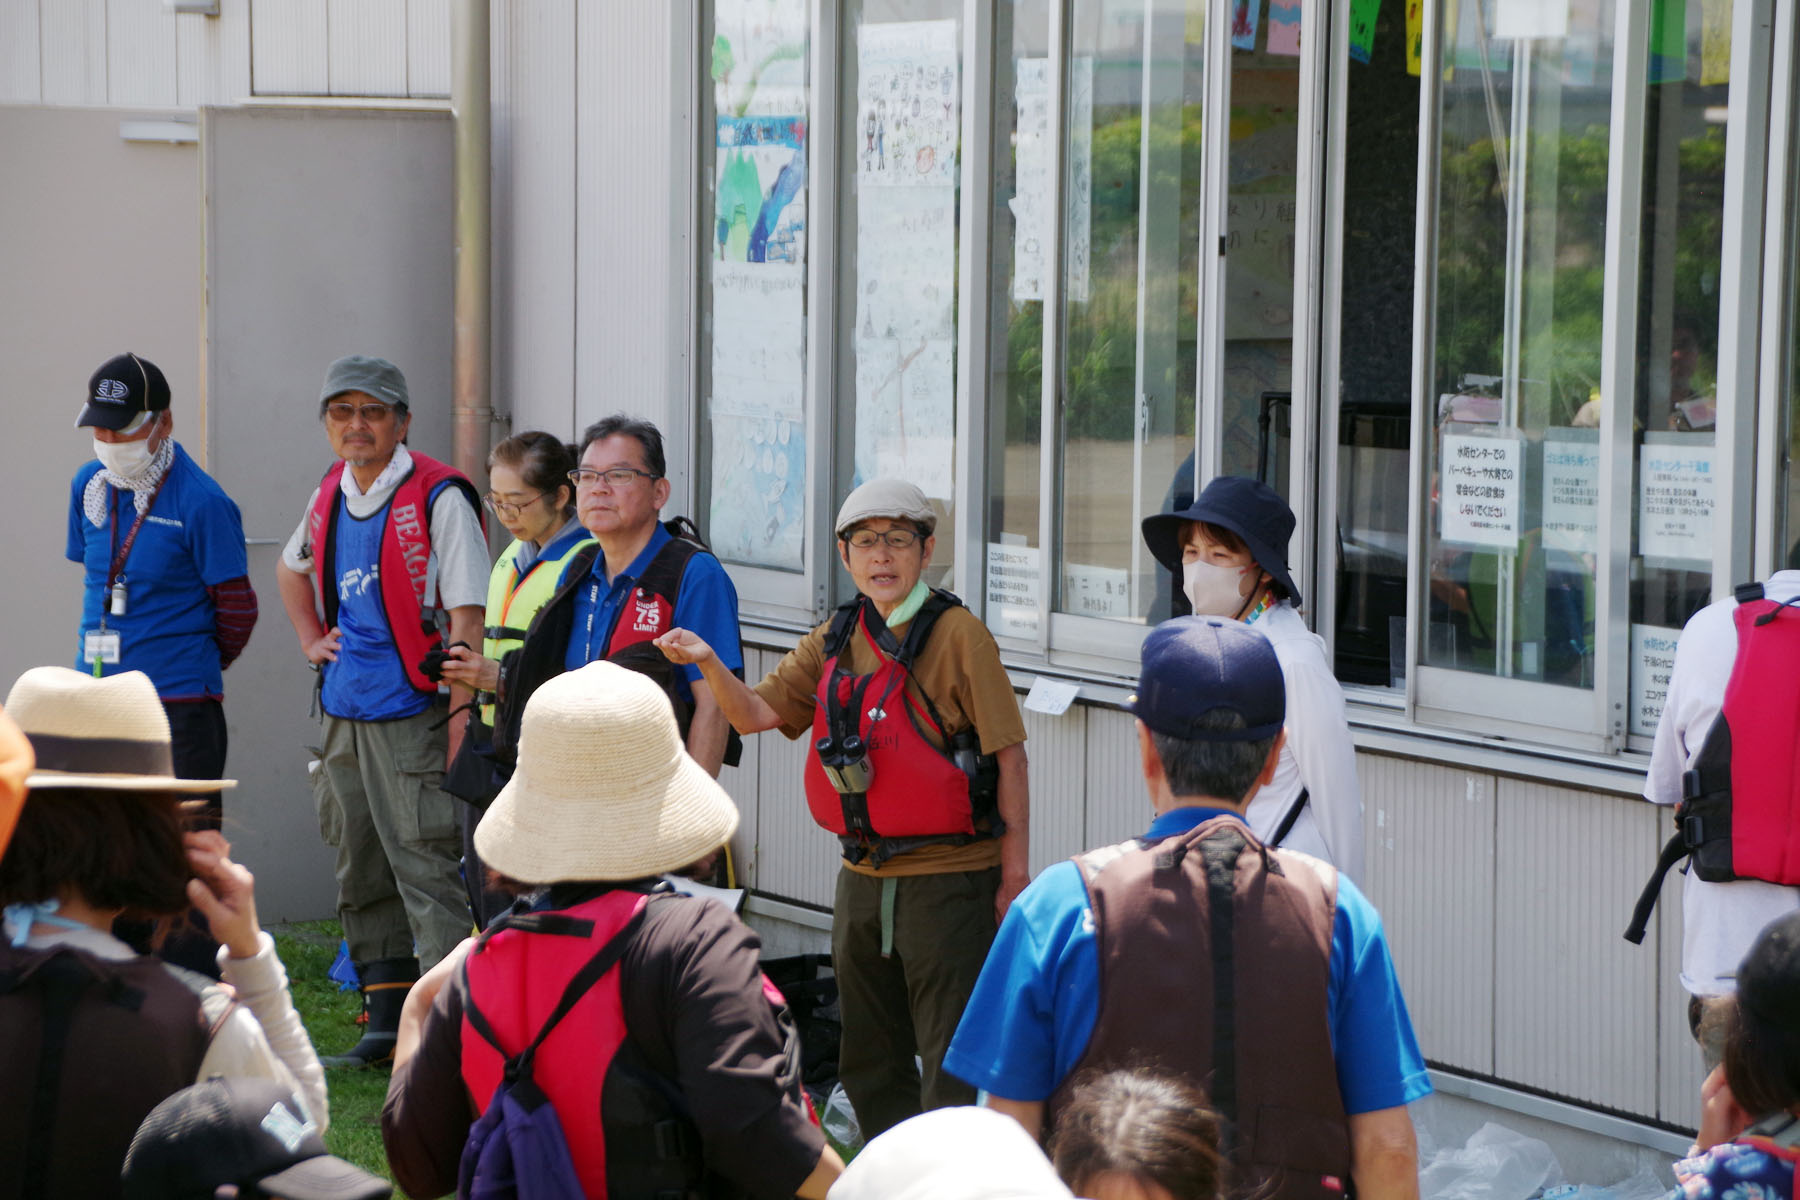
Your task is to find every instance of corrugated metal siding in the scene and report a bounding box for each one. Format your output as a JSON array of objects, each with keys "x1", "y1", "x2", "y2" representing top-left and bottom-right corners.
[
  {"x1": 725, "y1": 648, "x2": 769, "y2": 889},
  {"x1": 251, "y1": 0, "x2": 328, "y2": 95},
  {"x1": 1023, "y1": 705, "x2": 1086, "y2": 876},
  {"x1": 406, "y1": 0, "x2": 451, "y2": 97},
  {"x1": 0, "y1": 0, "x2": 42, "y2": 102},
  {"x1": 1084, "y1": 707, "x2": 1147, "y2": 850},
  {"x1": 107, "y1": 0, "x2": 177, "y2": 106},
  {"x1": 753, "y1": 686, "x2": 837, "y2": 909},
  {"x1": 573, "y1": 1, "x2": 671, "y2": 432},
  {"x1": 1656, "y1": 867, "x2": 1705, "y2": 1128},
  {"x1": 1495, "y1": 781, "x2": 1660, "y2": 1112},
  {"x1": 41, "y1": 0, "x2": 107, "y2": 106},
  {"x1": 491, "y1": 0, "x2": 576, "y2": 434},
  {"x1": 176, "y1": 0, "x2": 252, "y2": 108},
  {"x1": 327, "y1": 0, "x2": 408, "y2": 96},
  {"x1": 1357, "y1": 754, "x2": 1495, "y2": 1075}
]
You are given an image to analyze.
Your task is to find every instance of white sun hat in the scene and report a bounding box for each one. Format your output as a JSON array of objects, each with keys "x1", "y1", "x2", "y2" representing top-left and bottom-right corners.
[
  {"x1": 476, "y1": 661, "x2": 739, "y2": 883},
  {"x1": 4, "y1": 666, "x2": 234, "y2": 792},
  {"x1": 829, "y1": 1106, "x2": 1075, "y2": 1200}
]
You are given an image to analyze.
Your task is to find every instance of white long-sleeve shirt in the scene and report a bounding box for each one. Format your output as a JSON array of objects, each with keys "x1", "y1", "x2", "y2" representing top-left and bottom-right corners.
[
  {"x1": 1644, "y1": 570, "x2": 1800, "y2": 997},
  {"x1": 1242, "y1": 602, "x2": 1367, "y2": 883}
]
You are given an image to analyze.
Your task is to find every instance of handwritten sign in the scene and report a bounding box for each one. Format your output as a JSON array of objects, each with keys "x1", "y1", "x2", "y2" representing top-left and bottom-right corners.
[
  {"x1": 987, "y1": 542, "x2": 1041, "y2": 638},
  {"x1": 1540, "y1": 428, "x2": 1599, "y2": 554},
  {"x1": 1063, "y1": 562, "x2": 1132, "y2": 620},
  {"x1": 1638, "y1": 434, "x2": 1715, "y2": 566},
  {"x1": 1630, "y1": 624, "x2": 1682, "y2": 738},
  {"x1": 1441, "y1": 431, "x2": 1523, "y2": 550}
]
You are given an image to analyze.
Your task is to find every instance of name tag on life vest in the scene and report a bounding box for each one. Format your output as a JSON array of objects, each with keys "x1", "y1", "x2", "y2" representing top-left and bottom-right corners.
[{"x1": 85, "y1": 629, "x2": 122, "y2": 666}]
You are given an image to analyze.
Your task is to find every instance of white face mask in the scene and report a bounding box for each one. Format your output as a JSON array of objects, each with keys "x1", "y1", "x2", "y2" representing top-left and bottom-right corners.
[
  {"x1": 1183, "y1": 559, "x2": 1257, "y2": 619},
  {"x1": 94, "y1": 433, "x2": 157, "y2": 479}
]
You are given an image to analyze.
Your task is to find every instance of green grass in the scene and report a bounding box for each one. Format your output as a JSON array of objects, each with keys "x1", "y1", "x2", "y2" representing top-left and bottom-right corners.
[{"x1": 273, "y1": 921, "x2": 395, "y2": 1181}]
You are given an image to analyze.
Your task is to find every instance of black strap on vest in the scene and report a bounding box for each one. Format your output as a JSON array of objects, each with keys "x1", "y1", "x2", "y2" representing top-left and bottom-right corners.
[
  {"x1": 1268, "y1": 788, "x2": 1310, "y2": 849},
  {"x1": 485, "y1": 623, "x2": 531, "y2": 642},
  {"x1": 1197, "y1": 830, "x2": 1244, "y2": 1150},
  {"x1": 463, "y1": 904, "x2": 649, "y2": 1085}
]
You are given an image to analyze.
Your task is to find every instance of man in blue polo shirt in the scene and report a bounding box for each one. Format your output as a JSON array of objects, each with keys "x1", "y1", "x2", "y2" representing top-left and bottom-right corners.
[
  {"x1": 947, "y1": 617, "x2": 1428, "y2": 1200},
  {"x1": 493, "y1": 414, "x2": 741, "y2": 779},
  {"x1": 67, "y1": 353, "x2": 257, "y2": 805}
]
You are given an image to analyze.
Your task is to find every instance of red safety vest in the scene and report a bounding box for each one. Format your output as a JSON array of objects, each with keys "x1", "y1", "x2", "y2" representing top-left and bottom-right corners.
[
  {"x1": 802, "y1": 593, "x2": 999, "y2": 863},
  {"x1": 1627, "y1": 582, "x2": 1800, "y2": 944},
  {"x1": 306, "y1": 453, "x2": 482, "y2": 694}
]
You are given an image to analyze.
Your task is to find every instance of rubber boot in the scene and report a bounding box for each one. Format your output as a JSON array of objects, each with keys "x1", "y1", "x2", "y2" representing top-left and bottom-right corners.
[{"x1": 322, "y1": 956, "x2": 419, "y2": 1069}]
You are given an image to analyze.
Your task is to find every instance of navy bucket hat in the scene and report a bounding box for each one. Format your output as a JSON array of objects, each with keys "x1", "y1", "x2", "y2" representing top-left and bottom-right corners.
[{"x1": 1141, "y1": 475, "x2": 1301, "y2": 608}]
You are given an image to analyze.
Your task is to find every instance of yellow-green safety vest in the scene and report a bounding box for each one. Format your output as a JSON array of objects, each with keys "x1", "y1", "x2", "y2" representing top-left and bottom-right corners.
[{"x1": 479, "y1": 534, "x2": 596, "y2": 724}]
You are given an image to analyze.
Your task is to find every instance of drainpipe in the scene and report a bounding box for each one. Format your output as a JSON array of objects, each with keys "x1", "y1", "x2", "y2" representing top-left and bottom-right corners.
[{"x1": 452, "y1": 0, "x2": 493, "y2": 492}]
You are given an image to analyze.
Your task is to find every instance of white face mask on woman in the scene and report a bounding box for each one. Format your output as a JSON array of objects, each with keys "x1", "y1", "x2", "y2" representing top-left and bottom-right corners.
[
  {"x1": 1183, "y1": 559, "x2": 1258, "y2": 619},
  {"x1": 94, "y1": 434, "x2": 158, "y2": 479}
]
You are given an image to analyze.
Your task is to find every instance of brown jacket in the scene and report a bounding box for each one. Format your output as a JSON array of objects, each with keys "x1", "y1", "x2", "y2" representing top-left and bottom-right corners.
[{"x1": 1049, "y1": 814, "x2": 1352, "y2": 1200}]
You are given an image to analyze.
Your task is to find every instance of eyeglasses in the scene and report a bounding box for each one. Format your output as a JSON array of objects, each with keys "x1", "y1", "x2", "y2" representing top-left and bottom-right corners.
[
  {"x1": 845, "y1": 528, "x2": 923, "y2": 551},
  {"x1": 568, "y1": 467, "x2": 660, "y2": 489},
  {"x1": 483, "y1": 491, "x2": 546, "y2": 517},
  {"x1": 324, "y1": 401, "x2": 401, "y2": 425}
]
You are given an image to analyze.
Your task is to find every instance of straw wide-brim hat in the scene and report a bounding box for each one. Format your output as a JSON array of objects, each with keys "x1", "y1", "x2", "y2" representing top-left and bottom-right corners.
[
  {"x1": 4, "y1": 666, "x2": 235, "y2": 792},
  {"x1": 476, "y1": 661, "x2": 738, "y2": 883}
]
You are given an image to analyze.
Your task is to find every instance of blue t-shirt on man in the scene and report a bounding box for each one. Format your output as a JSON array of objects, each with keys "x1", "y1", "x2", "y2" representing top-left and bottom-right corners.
[
  {"x1": 318, "y1": 492, "x2": 435, "y2": 722},
  {"x1": 564, "y1": 522, "x2": 744, "y2": 698},
  {"x1": 944, "y1": 805, "x2": 1432, "y2": 1116},
  {"x1": 66, "y1": 443, "x2": 249, "y2": 700}
]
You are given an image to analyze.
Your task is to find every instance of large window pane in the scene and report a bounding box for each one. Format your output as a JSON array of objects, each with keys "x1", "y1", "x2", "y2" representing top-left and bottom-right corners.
[
  {"x1": 1628, "y1": 0, "x2": 1731, "y2": 740},
  {"x1": 1423, "y1": 4, "x2": 1615, "y2": 693},
  {"x1": 985, "y1": 0, "x2": 1052, "y2": 640},
  {"x1": 700, "y1": 0, "x2": 811, "y2": 571},
  {"x1": 837, "y1": 0, "x2": 964, "y2": 590},
  {"x1": 1057, "y1": 0, "x2": 1204, "y2": 624}
]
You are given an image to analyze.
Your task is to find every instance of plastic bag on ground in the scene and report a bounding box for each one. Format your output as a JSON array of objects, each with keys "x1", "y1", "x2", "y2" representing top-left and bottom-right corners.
[
  {"x1": 822, "y1": 1082, "x2": 862, "y2": 1152},
  {"x1": 1419, "y1": 1121, "x2": 1565, "y2": 1200}
]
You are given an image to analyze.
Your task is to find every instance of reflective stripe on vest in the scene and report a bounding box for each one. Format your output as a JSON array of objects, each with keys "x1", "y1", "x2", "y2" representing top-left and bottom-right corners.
[
  {"x1": 459, "y1": 891, "x2": 648, "y2": 1200},
  {"x1": 306, "y1": 453, "x2": 483, "y2": 694},
  {"x1": 801, "y1": 604, "x2": 977, "y2": 842},
  {"x1": 480, "y1": 535, "x2": 596, "y2": 724}
]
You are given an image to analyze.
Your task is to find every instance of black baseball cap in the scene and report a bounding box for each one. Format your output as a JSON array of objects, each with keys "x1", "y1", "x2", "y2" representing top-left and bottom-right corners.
[
  {"x1": 1128, "y1": 616, "x2": 1286, "y2": 742},
  {"x1": 78, "y1": 353, "x2": 171, "y2": 432},
  {"x1": 1738, "y1": 910, "x2": 1800, "y2": 1029},
  {"x1": 122, "y1": 1076, "x2": 390, "y2": 1200},
  {"x1": 1141, "y1": 476, "x2": 1302, "y2": 608}
]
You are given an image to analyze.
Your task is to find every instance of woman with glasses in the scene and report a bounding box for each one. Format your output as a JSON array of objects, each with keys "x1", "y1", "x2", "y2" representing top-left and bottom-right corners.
[
  {"x1": 656, "y1": 478, "x2": 1031, "y2": 1139},
  {"x1": 437, "y1": 432, "x2": 592, "y2": 924}
]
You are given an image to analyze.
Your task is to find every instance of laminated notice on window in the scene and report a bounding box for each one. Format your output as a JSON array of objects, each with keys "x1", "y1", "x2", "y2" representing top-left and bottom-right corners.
[
  {"x1": 1063, "y1": 562, "x2": 1133, "y2": 620},
  {"x1": 1637, "y1": 433, "x2": 1715, "y2": 567},
  {"x1": 1630, "y1": 624, "x2": 1682, "y2": 738},
  {"x1": 1540, "y1": 427, "x2": 1599, "y2": 554},
  {"x1": 1440, "y1": 429, "x2": 1523, "y2": 550},
  {"x1": 987, "y1": 542, "x2": 1041, "y2": 639}
]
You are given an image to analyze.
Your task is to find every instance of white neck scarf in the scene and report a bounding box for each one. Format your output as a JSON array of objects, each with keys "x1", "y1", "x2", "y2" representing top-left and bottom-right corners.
[{"x1": 83, "y1": 437, "x2": 175, "y2": 528}]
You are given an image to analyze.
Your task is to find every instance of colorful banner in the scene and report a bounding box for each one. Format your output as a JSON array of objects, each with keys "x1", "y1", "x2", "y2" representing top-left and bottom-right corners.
[
  {"x1": 1268, "y1": 1, "x2": 1302, "y2": 57},
  {"x1": 1405, "y1": 0, "x2": 1422, "y2": 76},
  {"x1": 1650, "y1": 0, "x2": 1687, "y2": 85},
  {"x1": 1349, "y1": 0, "x2": 1381, "y2": 65},
  {"x1": 1701, "y1": 0, "x2": 1731, "y2": 87},
  {"x1": 1232, "y1": 0, "x2": 1261, "y2": 52}
]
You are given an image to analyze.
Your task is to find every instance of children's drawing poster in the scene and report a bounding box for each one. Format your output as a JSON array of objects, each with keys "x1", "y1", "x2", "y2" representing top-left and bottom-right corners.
[
  {"x1": 1232, "y1": 0, "x2": 1261, "y2": 51},
  {"x1": 709, "y1": 0, "x2": 809, "y2": 570},
  {"x1": 1349, "y1": 0, "x2": 1381, "y2": 64},
  {"x1": 854, "y1": 19, "x2": 960, "y2": 499},
  {"x1": 1011, "y1": 56, "x2": 1093, "y2": 303},
  {"x1": 1268, "y1": 2, "x2": 1303, "y2": 58}
]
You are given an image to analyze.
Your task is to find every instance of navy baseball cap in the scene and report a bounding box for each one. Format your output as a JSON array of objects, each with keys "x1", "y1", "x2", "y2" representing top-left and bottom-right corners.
[
  {"x1": 1128, "y1": 616, "x2": 1285, "y2": 741},
  {"x1": 78, "y1": 353, "x2": 170, "y2": 432},
  {"x1": 1141, "y1": 476, "x2": 1301, "y2": 608}
]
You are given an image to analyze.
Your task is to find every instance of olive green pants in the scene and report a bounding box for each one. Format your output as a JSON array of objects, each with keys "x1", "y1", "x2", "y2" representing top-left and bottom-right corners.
[{"x1": 832, "y1": 865, "x2": 999, "y2": 1140}]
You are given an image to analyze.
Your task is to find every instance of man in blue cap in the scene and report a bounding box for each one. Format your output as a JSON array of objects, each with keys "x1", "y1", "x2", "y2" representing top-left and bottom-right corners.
[{"x1": 945, "y1": 617, "x2": 1429, "y2": 1200}]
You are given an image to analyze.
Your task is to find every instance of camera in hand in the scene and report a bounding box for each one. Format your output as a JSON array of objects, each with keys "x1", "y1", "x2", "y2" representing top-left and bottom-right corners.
[
  {"x1": 815, "y1": 733, "x2": 875, "y2": 794},
  {"x1": 417, "y1": 641, "x2": 471, "y2": 684}
]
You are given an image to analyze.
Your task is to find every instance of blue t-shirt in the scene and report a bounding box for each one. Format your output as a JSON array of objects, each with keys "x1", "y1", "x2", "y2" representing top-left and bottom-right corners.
[
  {"x1": 564, "y1": 523, "x2": 744, "y2": 699},
  {"x1": 944, "y1": 806, "x2": 1432, "y2": 1115},
  {"x1": 319, "y1": 493, "x2": 433, "y2": 722},
  {"x1": 66, "y1": 443, "x2": 249, "y2": 700}
]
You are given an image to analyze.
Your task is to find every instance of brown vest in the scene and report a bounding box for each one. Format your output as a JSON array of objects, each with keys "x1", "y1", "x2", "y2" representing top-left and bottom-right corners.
[
  {"x1": 1048, "y1": 814, "x2": 1352, "y2": 1200},
  {"x1": 0, "y1": 942, "x2": 215, "y2": 1200}
]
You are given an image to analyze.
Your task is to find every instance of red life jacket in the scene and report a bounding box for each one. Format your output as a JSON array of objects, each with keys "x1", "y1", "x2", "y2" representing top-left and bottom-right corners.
[
  {"x1": 307, "y1": 452, "x2": 483, "y2": 694},
  {"x1": 459, "y1": 891, "x2": 647, "y2": 1198},
  {"x1": 802, "y1": 592, "x2": 1001, "y2": 865},
  {"x1": 1627, "y1": 582, "x2": 1800, "y2": 944}
]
